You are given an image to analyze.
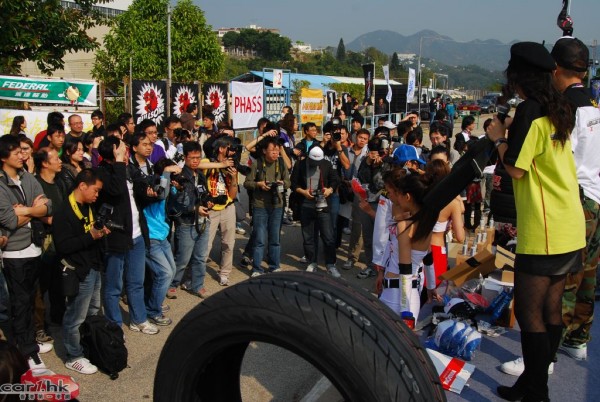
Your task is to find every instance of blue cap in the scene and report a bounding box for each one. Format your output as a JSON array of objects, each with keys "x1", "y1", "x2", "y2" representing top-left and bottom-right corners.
[{"x1": 393, "y1": 144, "x2": 426, "y2": 165}]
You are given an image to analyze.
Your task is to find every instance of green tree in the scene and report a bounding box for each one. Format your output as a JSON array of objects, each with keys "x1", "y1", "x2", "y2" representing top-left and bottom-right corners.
[
  {"x1": 93, "y1": 0, "x2": 223, "y2": 83},
  {"x1": 222, "y1": 31, "x2": 240, "y2": 49},
  {"x1": 0, "y1": 0, "x2": 109, "y2": 75},
  {"x1": 336, "y1": 38, "x2": 346, "y2": 62},
  {"x1": 390, "y1": 52, "x2": 400, "y2": 73}
]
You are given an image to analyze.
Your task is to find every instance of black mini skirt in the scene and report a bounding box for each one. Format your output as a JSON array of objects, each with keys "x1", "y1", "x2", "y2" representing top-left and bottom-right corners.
[{"x1": 515, "y1": 249, "x2": 583, "y2": 276}]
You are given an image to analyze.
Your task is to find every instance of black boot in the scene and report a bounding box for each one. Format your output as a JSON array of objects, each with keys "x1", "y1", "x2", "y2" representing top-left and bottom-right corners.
[
  {"x1": 546, "y1": 323, "x2": 563, "y2": 366},
  {"x1": 497, "y1": 332, "x2": 550, "y2": 401}
]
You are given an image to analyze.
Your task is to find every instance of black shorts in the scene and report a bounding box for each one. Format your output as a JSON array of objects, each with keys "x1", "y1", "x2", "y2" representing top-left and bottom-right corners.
[{"x1": 515, "y1": 249, "x2": 583, "y2": 276}]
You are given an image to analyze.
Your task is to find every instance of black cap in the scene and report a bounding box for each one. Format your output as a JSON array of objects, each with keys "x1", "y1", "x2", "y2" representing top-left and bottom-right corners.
[
  {"x1": 508, "y1": 42, "x2": 556, "y2": 72},
  {"x1": 551, "y1": 36, "x2": 589, "y2": 73}
]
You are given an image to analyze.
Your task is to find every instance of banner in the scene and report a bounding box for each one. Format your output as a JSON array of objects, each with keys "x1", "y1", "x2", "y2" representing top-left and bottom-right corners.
[
  {"x1": 171, "y1": 83, "x2": 198, "y2": 118},
  {"x1": 362, "y1": 63, "x2": 375, "y2": 104},
  {"x1": 0, "y1": 75, "x2": 97, "y2": 106},
  {"x1": 407, "y1": 68, "x2": 417, "y2": 102},
  {"x1": 0, "y1": 109, "x2": 93, "y2": 139},
  {"x1": 133, "y1": 80, "x2": 167, "y2": 127},
  {"x1": 300, "y1": 88, "x2": 323, "y2": 125},
  {"x1": 272, "y1": 69, "x2": 283, "y2": 89},
  {"x1": 382, "y1": 65, "x2": 392, "y2": 104},
  {"x1": 326, "y1": 91, "x2": 336, "y2": 114},
  {"x1": 202, "y1": 83, "x2": 228, "y2": 125},
  {"x1": 231, "y1": 82, "x2": 263, "y2": 129}
]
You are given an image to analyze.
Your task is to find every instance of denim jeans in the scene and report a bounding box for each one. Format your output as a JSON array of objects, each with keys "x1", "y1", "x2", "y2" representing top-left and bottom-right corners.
[
  {"x1": 251, "y1": 207, "x2": 283, "y2": 273},
  {"x1": 172, "y1": 221, "x2": 211, "y2": 292},
  {"x1": 104, "y1": 236, "x2": 147, "y2": 326},
  {"x1": 300, "y1": 205, "x2": 336, "y2": 265},
  {"x1": 63, "y1": 269, "x2": 101, "y2": 361},
  {"x1": 145, "y1": 239, "x2": 176, "y2": 318},
  {"x1": 329, "y1": 193, "x2": 340, "y2": 237}
]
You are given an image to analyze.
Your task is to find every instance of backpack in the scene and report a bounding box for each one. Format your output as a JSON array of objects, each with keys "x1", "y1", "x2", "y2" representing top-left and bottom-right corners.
[{"x1": 80, "y1": 315, "x2": 128, "y2": 379}]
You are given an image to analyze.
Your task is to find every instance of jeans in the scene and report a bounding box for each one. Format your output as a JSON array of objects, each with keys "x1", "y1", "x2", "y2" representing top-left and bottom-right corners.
[
  {"x1": 329, "y1": 193, "x2": 340, "y2": 238},
  {"x1": 251, "y1": 207, "x2": 283, "y2": 273},
  {"x1": 145, "y1": 239, "x2": 176, "y2": 318},
  {"x1": 2, "y1": 256, "x2": 40, "y2": 357},
  {"x1": 63, "y1": 269, "x2": 101, "y2": 361},
  {"x1": 300, "y1": 205, "x2": 336, "y2": 265},
  {"x1": 104, "y1": 236, "x2": 147, "y2": 326},
  {"x1": 172, "y1": 221, "x2": 211, "y2": 292}
]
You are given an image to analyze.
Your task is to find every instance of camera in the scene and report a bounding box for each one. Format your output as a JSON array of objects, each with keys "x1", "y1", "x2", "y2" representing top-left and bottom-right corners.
[
  {"x1": 497, "y1": 104, "x2": 511, "y2": 124},
  {"x1": 228, "y1": 138, "x2": 251, "y2": 176},
  {"x1": 313, "y1": 188, "x2": 328, "y2": 212},
  {"x1": 173, "y1": 128, "x2": 191, "y2": 144},
  {"x1": 148, "y1": 175, "x2": 168, "y2": 198},
  {"x1": 171, "y1": 172, "x2": 189, "y2": 186},
  {"x1": 199, "y1": 193, "x2": 228, "y2": 209},
  {"x1": 330, "y1": 117, "x2": 343, "y2": 141},
  {"x1": 94, "y1": 203, "x2": 125, "y2": 231},
  {"x1": 266, "y1": 181, "x2": 284, "y2": 204}
]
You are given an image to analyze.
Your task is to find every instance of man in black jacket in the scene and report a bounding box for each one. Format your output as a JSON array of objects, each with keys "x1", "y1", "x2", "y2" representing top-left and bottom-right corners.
[
  {"x1": 53, "y1": 169, "x2": 108, "y2": 375},
  {"x1": 291, "y1": 146, "x2": 340, "y2": 277},
  {"x1": 95, "y1": 137, "x2": 158, "y2": 335}
]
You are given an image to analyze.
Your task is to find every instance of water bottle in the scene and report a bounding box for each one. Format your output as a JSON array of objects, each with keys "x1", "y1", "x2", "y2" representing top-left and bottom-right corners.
[
  {"x1": 488, "y1": 216, "x2": 495, "y2": 228},
  {"x1": 462, "y1": 238, "x2": 469, "y2": 255}
]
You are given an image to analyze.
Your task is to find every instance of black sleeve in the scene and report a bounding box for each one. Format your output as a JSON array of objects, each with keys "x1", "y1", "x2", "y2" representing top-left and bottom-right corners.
[
  {"x1": 326, "y1": 163, "x2": 340, "y2": 191},
  {"x1": 96, "y1": 162, "x2": 127, "y2": 197},
  {"x1": 504, "y1": 100, "x2": 543, "y2": 167},
  {"x1": 52, "y1": 205, "x2": 95, "y2": 255},
  {"x1": 290, "y1": 160, "x2": 304, "y2": 192}
]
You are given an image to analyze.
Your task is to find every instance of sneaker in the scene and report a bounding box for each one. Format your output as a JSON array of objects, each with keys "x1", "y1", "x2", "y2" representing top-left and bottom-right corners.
[
  {"x1": 166, "y1": 287, "x2": 178, "y2": 299},
  {"x1": 356, "y1": 267, "x2": 376, "y2": 279},
  {"x1": 180, "y1": 281, "x2": 191, "y2": 291},
  {"x1": 36, "y1": 329, "x2": 53, "y2": 343},
  {"x1": 38, "y1": 342, "x2": 53, "y2": 354},
  {"x1": 343, "y1": 227, "x2": 352, "y2": 235},
  {"x1": 560, "y1": 343, "x2": 587, "y2": 361},
  {"x1": 306, "y1": 263, "x2": 317, "y2": 273},
  {"x1": 270, "y1": 268, "x2": 282, "y2": 273},
  {"x1": 129, "y1": 320, "x2": 159, "y2": 335},
  {"x1": 28, "y1": 354, "x2": 46, "y2": 370},
  {"x1": 240, "y1": 255, "x2": 253, "y2": 267},
  {"x1": 236, "y1": 225, "x2": 246, "y2": 235},
  {"x1": 342, "y1": 260, "x2": 354, "y2": 270},
  {"x1": 499, "y1": 357, "x2": 554, "y2": 376},
  {"x1": 65, "y1": 357, "x2": 98, "y2": 375},
  {"x1": 251, "y1": 271, "x2": 263, "y2": 278},
  {"x1": 192, "y1": 287, "x2": 208, "y2": 299},
  {"x1": 282, "y1": 217, "x2": 294, "y2": 226},
  {"x1": 300, "y1": 256, "x2": 308, "y2": 263},
  {"x1": 161, "y1": 303, "x2": 170, "y2": 313},
  {"x1": 327, "y1": 265, "x2": 341, "y2": 278},
  {"x1": 219, "y1": 276, "x2": 229, "y2": 286},
  {"x1": 149, "y1": 314, "x2": 172, "y2": 326}
]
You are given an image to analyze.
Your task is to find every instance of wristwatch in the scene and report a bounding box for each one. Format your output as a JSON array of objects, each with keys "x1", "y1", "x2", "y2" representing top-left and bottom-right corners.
[{"x1": 494, "y1": 138, "x2": 508, "y2": 148}]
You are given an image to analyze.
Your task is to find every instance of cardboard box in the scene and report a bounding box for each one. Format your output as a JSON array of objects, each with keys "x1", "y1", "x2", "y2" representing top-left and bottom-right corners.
[
  {"x1": 439, "y1": 244, "x2": 496, "y2": 286},
  {"x1": 493, "y1": 246, "x2": 516, "y2": 284}
]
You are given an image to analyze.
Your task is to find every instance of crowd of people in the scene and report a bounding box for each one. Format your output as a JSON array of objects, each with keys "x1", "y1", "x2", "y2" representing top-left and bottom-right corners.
[{"x1": 0, "y1": 37, "x2": 597, "y2": 402}]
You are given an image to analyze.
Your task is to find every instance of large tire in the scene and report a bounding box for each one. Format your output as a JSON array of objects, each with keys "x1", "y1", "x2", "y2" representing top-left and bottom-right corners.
[{"x1": 154, "y1": 272, "x2": 446, "y2": 402}]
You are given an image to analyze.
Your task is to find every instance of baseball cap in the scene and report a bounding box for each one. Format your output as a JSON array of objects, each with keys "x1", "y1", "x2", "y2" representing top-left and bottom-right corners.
[
  {"x1": 392, "y1": 144, "x2": 426, "y2": 165},
  {"x1": 308, "y1": 146, "x2": 324, "y2": 161},
  {"x1": 383, "y1": 121, "x2": 397, "y2": 129},
  {"x1": 551, "y1": 36, "x2": 589, "y2": 73}
]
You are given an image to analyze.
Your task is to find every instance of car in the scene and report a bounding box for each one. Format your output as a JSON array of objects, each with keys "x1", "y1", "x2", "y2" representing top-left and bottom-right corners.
[
  {"x1": 477, "y1": 99, "x2": 497, "y2": 114},
  {"x1": 458, "y1": 100, "x2": 481, "y2": 115}
]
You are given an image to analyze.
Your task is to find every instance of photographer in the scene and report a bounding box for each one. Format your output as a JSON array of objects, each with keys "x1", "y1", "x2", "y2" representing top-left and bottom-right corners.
[
  {"x1": 159, "y1": 115, "x2": 182, "y2": 161},
  {"x1": 202, "y1": 136, "x2": 239, "y2": 286},
  {"x1": 167, "y1": 142, "x2": 212, "y2": 298},
  {"x1": 96, "y1": 136, "x2": 158, "y2": 335},
  {"x1": 243, "y1": 137, "x2": 290, "y2": 277},
  {"x1": 292, "y1": 122, "x2": 319, "y2": 160},
  {"x1": 52, "y1": 169, "x2": 108, "y2": 375},
  {"x1": 290, "y1": 146, "x2": 340, "y2": 277}
]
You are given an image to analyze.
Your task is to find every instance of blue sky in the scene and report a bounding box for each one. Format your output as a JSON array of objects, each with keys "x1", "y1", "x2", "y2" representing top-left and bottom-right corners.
[{"x1": 193, "y1": 0, "x2": 599, "y2": 48}]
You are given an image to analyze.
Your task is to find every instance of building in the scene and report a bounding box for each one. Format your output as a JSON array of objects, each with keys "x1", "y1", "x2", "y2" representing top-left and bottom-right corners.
[
  {"x1": 215, "y1": 24, "x2": 280, "y2": 38},
  {"x1": 292, "y1": 43, "x2": 312, "y2": 53}
]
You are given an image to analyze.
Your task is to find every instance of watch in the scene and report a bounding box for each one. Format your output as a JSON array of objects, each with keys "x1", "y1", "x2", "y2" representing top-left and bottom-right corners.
[{"x1": 494, "y1": 138, "x2": 508, "y2": 148}]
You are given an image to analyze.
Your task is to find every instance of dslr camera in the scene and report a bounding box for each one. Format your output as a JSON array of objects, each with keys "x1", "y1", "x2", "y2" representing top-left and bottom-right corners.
[
  {"x1": 265, "y1": 181, "x2": 285, "y2": 204},
  {"x1": 227, "y1": 137, "x2": 251, "y2": 176},
  {"x1": 94, "y1": 204, "x2": 125, "y2": 231},
  {"x1": 330, "y1": 117, "x2": 343, "y2": 142},
  {"x1": 313, "y1": 188, "x2": 328, "y2": 212}
]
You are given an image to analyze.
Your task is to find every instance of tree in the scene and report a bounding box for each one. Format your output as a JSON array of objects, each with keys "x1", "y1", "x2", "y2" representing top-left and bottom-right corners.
[
  {"x1": 390, "y1": 52, "x2": 400, "y2": 73},
  {"x1": 0, "y1": 0, "x2": 109, "y2": 75},
  {"x1": 336, "y1": 38, "x2": 346, "y2": 62},
  {"x1": 92, "y1": 0, "x2": 223, "y2": 83},
  {"x1": 222, "y1": 31, "x2": 240, "y2": 49}
]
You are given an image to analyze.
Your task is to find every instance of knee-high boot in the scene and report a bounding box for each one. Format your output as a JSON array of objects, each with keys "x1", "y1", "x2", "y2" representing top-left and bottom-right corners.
[
  {"x1": 546, "y1": 323, "x2": 563, "y2": 365},
  {"x1": 498, "y1": 332, "x2": 550, "y2": 402}
]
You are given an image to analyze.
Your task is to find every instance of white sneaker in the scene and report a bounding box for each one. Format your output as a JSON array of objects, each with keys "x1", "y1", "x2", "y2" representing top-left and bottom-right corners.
[
  {"x1": 236, "y1": 226, "x2": 246, "y2": 235},
  {"x1": 129, "y1": 320, "x2": 159, "y2": 335},
  {"x1": 299, "y1": 256, "x2": 308, "y2": 263},
  {"x1": 499, "y1": 357, "x2": 554, "y2": 376},
  {"x1": 250, "y1": 271, "x2": 262, "y2": 278},
  {"x1": 65, "y1": 357, "x2": 98, "y2": 375},
  {"x1": 306, "y1": 263, "x2": 317, "y2": 273},
  {"x1": 28, "y1": 354, "x2": 46, "y2": 370},
  {"x1": 38, "y1": 342, "x2": 53, "y2": 354},
  {"x1": 342, "y1": 260, "x2": 354, "y2": 270},
  {"x1": 560, "y1": 344, "x2": 587, "y2": 361},
  {"x1": 327, "y1": 265, "x2": 341, "y2": 278}
]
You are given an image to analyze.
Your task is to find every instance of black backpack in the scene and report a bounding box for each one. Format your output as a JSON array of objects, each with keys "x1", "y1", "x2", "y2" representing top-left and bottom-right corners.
[{"x1": 80, "y1": 315, "x2": 128, "y2": 379}]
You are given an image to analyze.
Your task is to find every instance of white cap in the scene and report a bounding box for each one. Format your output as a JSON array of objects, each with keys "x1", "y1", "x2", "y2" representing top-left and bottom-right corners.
[
  {"x1": 383, "y1": 121, "x2": 397, "y2": 129},
  {"x1": 308, "y1": 147, "x2": 324, "y2": 161}
]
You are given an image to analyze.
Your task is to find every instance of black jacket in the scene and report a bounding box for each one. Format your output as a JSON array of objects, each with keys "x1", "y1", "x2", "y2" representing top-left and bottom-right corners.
[
  {"x1": 290, "y1": 159, "x2": 340, "y2": 208},
  {"x1": 52, "y1": 200, "x2": 103, "y2": 279},
  {"x1": 95, "y1": 161, "x2": 150, "y2": 253},
  {"x1": 167, "y1": 165, "x2": 209, "y2": 226}
]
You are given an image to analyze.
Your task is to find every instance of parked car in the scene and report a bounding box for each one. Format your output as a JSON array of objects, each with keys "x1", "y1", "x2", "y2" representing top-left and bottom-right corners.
[
  {"x1": 458, "y1": 100, "x2": 481, "y2": 115},
  {"x1": 477, "y1": 99, "x2": 496, "y2": 114}
]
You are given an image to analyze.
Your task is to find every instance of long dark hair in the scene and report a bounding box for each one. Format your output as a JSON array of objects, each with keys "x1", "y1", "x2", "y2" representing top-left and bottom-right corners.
[
  {"x1": 9, "y1": 116, "x2": 24, "y2": 135},
  {"x1": 503, "y1": 67, "x2": 573, "y2": 146},
  {"x1": 61, "y1": 137, "x2": 85, "y2": 169},
  {"x1": 384, "y1": 167, "x2": 438, "y2": 242}
]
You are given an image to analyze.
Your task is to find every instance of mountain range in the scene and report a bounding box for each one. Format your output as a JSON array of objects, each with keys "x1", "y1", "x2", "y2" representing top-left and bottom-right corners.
[{"x1": 346, "y1": 29, "x2": 512, "y2": 71}]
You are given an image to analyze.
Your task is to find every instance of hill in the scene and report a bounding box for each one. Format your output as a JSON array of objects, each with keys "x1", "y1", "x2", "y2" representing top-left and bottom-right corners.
[{"x1": 346, "y1": 29, "x2": 512, "y2": 71}]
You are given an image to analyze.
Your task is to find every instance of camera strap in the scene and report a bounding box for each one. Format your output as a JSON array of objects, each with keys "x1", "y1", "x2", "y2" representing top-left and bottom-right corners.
[{"x1": 68, "y1": 192, "x2": 94, "y2": 233}]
